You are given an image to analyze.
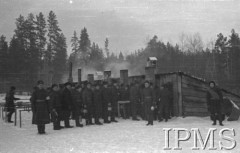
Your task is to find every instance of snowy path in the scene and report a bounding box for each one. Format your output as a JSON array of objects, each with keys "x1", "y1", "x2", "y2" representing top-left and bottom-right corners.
[{"x1": 0, "y1": 112, "x2": 239, "y2": 153}]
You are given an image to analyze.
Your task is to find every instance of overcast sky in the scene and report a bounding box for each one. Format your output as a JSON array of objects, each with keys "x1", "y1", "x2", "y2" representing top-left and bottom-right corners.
[{"x1": 0, "y1": 0, "x2": 239, "y2": 55}]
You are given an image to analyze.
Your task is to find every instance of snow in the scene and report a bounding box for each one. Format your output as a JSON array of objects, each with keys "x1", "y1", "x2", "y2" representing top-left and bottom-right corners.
[{"x1": 0, "y1": 112, "x2": 239, "y2": 153}]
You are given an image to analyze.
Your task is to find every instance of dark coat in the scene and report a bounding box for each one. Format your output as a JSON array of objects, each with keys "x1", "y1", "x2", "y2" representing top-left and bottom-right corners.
[
  {"x1": 49, "y1": 90, "x2": 62, "y2": 121},
  {"x1": 130, "y1": 85, "x2": 140, "y2": 103},
  {"x1": 82, "y1": 88, "x2": 93, "y2": 106},
  {"x1": 159, "y1": 88, "x2": 171, "y2": 105},
  {"x1": 102, "y1": 87, "x2": 111, "y2": 105},
  {"x1": 141, "y1": 87, "x2": 155, "y2": 122},
  {"x1": 61, "y1": 88, "x2": 73, "y2": 111},
  {"x1": 61, "y1": 88, "x2": 73, "y2": 119},
  {"x1": 119, "y1": 88, "x2": 129, "y2": 101},
  {"x1": 93, "y1": 89, "x2": 103, "y2": 116},
  {"x1": 5, "y1": 91, "x2": 20, "y2": 112},
  {"x1": 31, "y1": 88, "x2": 50, "y2": 125},
  {"x1": 71, "y1": 89, "x2": 83, "y2": 119},
  {"x1": 207, "y1": 87, "x2": 223, "y2": 114},
  {"x1": 50, "y1": 91, "x2": 62, "y2": 110}
]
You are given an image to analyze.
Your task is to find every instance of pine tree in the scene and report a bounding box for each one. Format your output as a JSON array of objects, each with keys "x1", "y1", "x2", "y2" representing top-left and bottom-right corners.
[
  {"x1": 119, "y1": 51, "x2": 124, "y2": 61},
  {"x1": 0, "y1": 35, "x2": 8, "y2": 74},
  {"x1": 46, "y1": 10, "x2": 61, "y2": 63},
  {"x1": 71, "y1": 30, "x2": 79, "y2": 53},
  {"x1": 36, "y1": 12, "x2": 47, "y2": 63},
  {"x1": 53, "y1": 33, "x2": 67, "y2": 82},
  {"x1": 105, "y1": 38, "x2": 109, "y2": 58},
  {"x1": 79, "y1": 27, "x2": 91, "y2": 65}
]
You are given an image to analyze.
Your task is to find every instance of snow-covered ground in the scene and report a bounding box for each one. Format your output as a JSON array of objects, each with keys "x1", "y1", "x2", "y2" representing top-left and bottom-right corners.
[{"x1": 0, "y1": 111, "x2": 239, "y2": 153}]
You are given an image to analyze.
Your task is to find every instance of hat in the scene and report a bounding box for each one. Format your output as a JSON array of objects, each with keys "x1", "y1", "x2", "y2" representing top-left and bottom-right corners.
[
  {"x1": 37, "y1": 80, "x2": 44, "y2": 85},
  {"x1": 144, "y1": 80, "x2": 150, "y2": 84},
  {"x1": 10, "y1": 86, "x2": 16, "y2": 91},
  {"x1": 64, "y1": 82, "x2": 72, "y2": 86},
  {"x1": 75, "y1": 85, "x2": 82, "y2": 89},
  {"x1": 51, "y1": 84, "x2": 58, "y2": 89},
  {"x1": 209, "y1": 81, "x2": 216, "y2": 86}
]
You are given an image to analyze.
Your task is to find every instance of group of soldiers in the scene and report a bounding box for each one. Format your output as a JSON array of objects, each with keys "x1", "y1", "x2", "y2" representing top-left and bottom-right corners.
[
  {"x1": 4, "y1": 78, "x2": 224, "y2": 135},
  {"x1": 29, "y1": 79, "x2": 173, "y2": 134}
]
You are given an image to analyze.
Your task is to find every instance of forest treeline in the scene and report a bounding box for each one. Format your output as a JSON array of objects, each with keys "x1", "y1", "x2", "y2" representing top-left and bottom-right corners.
[{"x1": 0, "y1": 11, "x2": 240, "y2": 92}]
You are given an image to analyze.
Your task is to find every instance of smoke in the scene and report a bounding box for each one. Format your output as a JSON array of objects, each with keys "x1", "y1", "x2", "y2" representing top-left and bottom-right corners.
[
  {"x1": 62, "y1": 60, "x2": 146, "y2": 83},
  {"x1": 104, "y1": 61, "x2": 130, "y2": 78}
]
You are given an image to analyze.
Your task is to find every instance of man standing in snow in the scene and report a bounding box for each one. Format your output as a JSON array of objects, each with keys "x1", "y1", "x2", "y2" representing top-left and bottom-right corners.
[
  {"x1": 130, "y1": 82, "x2": 141, "y2": 121},
  {"x1": 110, "y1": 82, "x2": 119, "y2": 122},
  {"x1": 49, "y1": 84, "x2": 63, "y2": 130},
  {"x1": 61, "y1": 82, "x2": 74, "y2": 128},
  {"x1": 31, "y1": 80, "x2": 50, "y2": 134},
  {"x1": 93, "y1": 83, "x2": 103, "y2": 125},
  {"x1": 157, "y1": 84, "x2": 171, "y2": 122},
  {"x1": 82, "y1": 82, "x2": 94, "y2": 125},
  {"x1": 206, "y1": 81, "x2": 224, "y2": 126},
  {"x1": 5, "y1": 86, "x2": 20, "y2": 123},
  {"x1": 142, "y1": 81, "x2": 155, "y2": 126},
  {"x1": 101, "y1": 82, "x2": 111, "y2": 123},
  {"x1": 72, "y1": 85, "x2": 84, "y2": 127}
]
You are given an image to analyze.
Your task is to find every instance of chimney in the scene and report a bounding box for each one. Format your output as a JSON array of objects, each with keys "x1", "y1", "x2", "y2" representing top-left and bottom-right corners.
[
  {"x1": 68, "y1": 62, "x2": 73, "y2": 82},
  {"x1": 104, "y1": 70, "x2": 111, "y2": 83},
  {"x1": 78, "y1": 69, "x2": 81, "y2": 84},
  {"x1": 120, "y1": 69, "x2": 128, "y2": 86}
]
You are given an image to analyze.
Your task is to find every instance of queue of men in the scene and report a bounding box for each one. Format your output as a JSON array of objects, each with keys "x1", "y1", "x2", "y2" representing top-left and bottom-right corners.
[
  {"x1": 27, "y1": 79, "x2": 174, "y2": 134},
  {"x1": 4, "y1": 79, "x2": 224, "y2": 135}
]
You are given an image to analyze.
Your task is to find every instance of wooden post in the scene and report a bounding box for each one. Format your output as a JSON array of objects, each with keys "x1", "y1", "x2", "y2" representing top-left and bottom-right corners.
[
  {"x1": 78, "y1": 69, "x2": 81, "y2": 84},
  {"x1": 68, "y1": 62, "x2": 73, "y2": 83},
  {"x1": 177, "y1": 73, "x2": 183, "y2": 117},
  {"x1": 120, "y1": 69, "x2": 128, "y2": 86}
]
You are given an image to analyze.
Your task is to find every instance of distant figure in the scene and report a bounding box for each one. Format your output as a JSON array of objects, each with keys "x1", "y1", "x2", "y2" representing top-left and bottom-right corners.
[
  {"x1": 93, "y1": 84, "x2": 103, "y2": 125},
  {"x1": 206, "y1": 81, "x2": 224, "y2": 126},
  {"x1": 49, "y1": 84, "x2": 63, "y2": 130},
  {"x1": 61, "y1": 82, "x2": 74, "y2": 128},
  {"x1": 5, "y1": 86, "x2": 20, "y2": 123},
  {"x1": 82, "y1": 82, "x2": 94, "y2": 125},
  {"x1": 142, "y1": 81, "x2": 155, "y2": 126},
  {"x1": 110, "y1": 82, "x2": 119, "y2": 122},
  {"x1": 101, "y1": 82, "x2": 111, "y2": 123},
  {"x1": 158, "y1": 84, "x2": 171, "y2": 122},
  {"x1": 130, "y1": 82, "x2": 140, "y2": 121},
  {"x1": 72, "y1": 85, "x2": 84, "y2": 127},
  {"x1": 30, "y1": 80, "x2": 50, "y2": 134}
]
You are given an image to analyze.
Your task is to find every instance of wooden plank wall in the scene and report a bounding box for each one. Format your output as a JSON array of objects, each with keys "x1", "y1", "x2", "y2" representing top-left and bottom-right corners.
[{"x1": 181, "y1": 75, "x2": 209, "y2": 117}]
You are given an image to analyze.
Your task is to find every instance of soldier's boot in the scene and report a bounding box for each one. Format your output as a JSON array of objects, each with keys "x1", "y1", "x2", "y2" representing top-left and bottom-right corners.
[
  {"x1": 111, "y1": 117, "x2": 118, "y2": 122},
  {"x1": 7, "y1": 112, "x2": 14, "y2": 123},
  {"x1": 218, "y1": 113, "x2": 224, "y2": 126},
  {"x1": 65, "y1": 120, "x2": 73, "y2": 128},
  {"x1": 42, "y1": 125, "x2": 46, "y2": 134},
  {"x1": 54, "y1": 121, "x2": 61, "y2": 130}
]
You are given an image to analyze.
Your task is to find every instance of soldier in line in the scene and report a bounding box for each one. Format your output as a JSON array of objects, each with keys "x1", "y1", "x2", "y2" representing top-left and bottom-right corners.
[
  {"x1": 93, "y1": 84, "x2": 103, "y2": 125},
  {"x1": 207, "y1": 81, "x2": 224, "y2": 126},
  {"x1": 30, "y1": 80, "x2": 50, "y2": 134},
  {"x1": 82, "y1": 82, "x2": 94, "y2": 125},
  {"x1": 49, "y1": 84, "x2": 63, "y2": 130},
  {"x1": 110, "y1": 82, "x2": 119, "y2": 122},
  {"x1": 71, "y1": 85, "x2": 84, "y2": 127},
  {"x1": 61, "y1": 82, "x2": 74, "y2": 128},
  {"x1": 101, "y1": 82, "x2": 111, "y2": 123},
  {"x1": 5, "y1": 86, "x2": 20, "y2": 123},
  {"x1": 119, "y1": 84, "x2": 130, "y2": 119},
  {"x1": 130, "y1": 82, "x2": 140, "y2": 121},
  {"x1": 157, "y1": 84, "x2": 171, "y2": 122},
  {"x1": 141, "y1": 81, "x2": 155, "y2": 126}
]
